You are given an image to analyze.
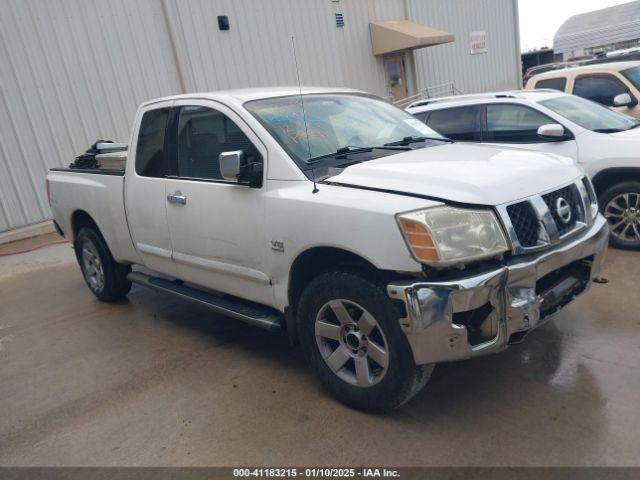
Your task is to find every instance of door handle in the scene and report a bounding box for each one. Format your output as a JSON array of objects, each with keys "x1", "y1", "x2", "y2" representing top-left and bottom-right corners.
[{"x1": 167, "y1": 192, "x2": 187, "y2": 205}]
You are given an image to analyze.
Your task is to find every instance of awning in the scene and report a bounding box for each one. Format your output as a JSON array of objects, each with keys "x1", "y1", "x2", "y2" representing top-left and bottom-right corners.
[{"x1": 369, "y1": 20, "x2": 454, "y2": 56}]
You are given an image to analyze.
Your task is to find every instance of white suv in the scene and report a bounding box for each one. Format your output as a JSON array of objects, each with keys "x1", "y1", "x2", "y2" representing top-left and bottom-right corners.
[{"x1": 407, "y1": 90, "x2": 640, "y2": 250}]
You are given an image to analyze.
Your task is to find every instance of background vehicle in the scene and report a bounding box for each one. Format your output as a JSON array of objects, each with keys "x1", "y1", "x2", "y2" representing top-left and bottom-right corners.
[
  {"x1": 525, "y1": 61, "x2": 640, "y2": 119},
  {"x1": 583, "y1": 48, "x2": 640, "y2": 66},
  {"x1": 522, "y1": 59, "x2": 599, "y2": 87},
  {"x1": 407, "y1": 90, "x2": 640, "y2": 249},
  {"x1": 47, "y1": 88, "x2": 607, "y2": 411},
  {"x1": 523, "y1": 63, "x2": 566, "y2": 85}
]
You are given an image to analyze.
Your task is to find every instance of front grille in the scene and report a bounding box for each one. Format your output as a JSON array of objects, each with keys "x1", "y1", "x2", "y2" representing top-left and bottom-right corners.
[
  {"x1": 506, "y1": 201, "x2": 539, "y2": 247},
  {"x1": 542, "y1": 184, "x2": 584, "y2": 236},
  {"x1": 498, "y1": 179, "x2": 591, "y2": 255}
]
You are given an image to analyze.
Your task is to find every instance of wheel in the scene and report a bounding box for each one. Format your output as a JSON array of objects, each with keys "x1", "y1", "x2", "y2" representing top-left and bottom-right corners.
[
  {"x1": 297, "y1": 270, "x2": 433, "y2": 412},
  {"x1": 600, "y1": 181, "x2": 640, "y2": 250},
  {"x1": 74, "y1": 227, "x2": 132, "y2": 301}
]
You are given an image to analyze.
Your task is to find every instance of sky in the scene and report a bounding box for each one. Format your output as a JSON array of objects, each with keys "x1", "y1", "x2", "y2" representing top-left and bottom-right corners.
[{"x1": 518, "y1": 0, "x2": 634, "y2": 52}]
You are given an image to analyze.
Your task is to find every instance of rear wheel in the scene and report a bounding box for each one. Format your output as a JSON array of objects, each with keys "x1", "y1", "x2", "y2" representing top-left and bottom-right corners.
[
  {"x1": 600, "y1": 181, "x2": 640, "y2": 250},
  {"x1": 75, "y1": 227, "x2": 132, "y2": 301},
  {"x1": 297, "y1": 270, "x2": 433, "y2": 412}
]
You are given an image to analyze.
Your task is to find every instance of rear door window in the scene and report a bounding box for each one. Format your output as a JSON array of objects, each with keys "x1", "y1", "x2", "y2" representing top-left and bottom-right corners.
[
  {"x1": 135, "y1": 108, "x2": 171, "y2": 177},
  {"x1": 534, "y1": 77, "x2": 567, "y2": 91},
  {"x1": 485, "y1": 104, "x2": 557, "y2": 143},
  {"x1": 573, "y1": 74, "x2": 631, "y2": 106},
  {"x1": 424, "y1": 106, "x2": 481, "y2": 141}
]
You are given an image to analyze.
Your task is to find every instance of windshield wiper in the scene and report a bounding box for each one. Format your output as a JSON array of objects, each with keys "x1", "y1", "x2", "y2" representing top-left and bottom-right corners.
[
  {"x1": 307, "y1": 145, "x2": 410, "y2": 163},
  {"x1": 593, "y1": 128, "x2": 625, "y2": 133},
  {"x1": 384, "y1": 135, "x2": 453, "y2": 146}
]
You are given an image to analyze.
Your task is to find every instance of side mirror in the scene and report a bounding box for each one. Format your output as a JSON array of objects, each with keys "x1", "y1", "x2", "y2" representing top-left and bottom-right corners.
[
  {"x1": 537, "y1": 123, "x2": 566, "y2": 139},
  {"x1": 219, "y1": 150, "x2": 244, "y2": 182},
  {"x1": 613, "y1": 92, "x2": 635, "y2": 107}
]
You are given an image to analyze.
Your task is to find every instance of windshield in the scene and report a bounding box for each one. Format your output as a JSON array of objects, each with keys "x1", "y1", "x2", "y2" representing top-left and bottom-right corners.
[
  {"x1": 245, "y1": 94, "x2": 443, "y2": 166},
  {"x1": 540, "y1": 95, "x2": 639, "y2": 132},
  {"x1": 622, "y1": 66, "x2": 640, "y2": 91}
]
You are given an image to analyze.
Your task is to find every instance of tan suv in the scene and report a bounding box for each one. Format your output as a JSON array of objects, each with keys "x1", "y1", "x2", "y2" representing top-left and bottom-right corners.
[{"x1": 525, "y1": 61, "x2": 640, "y2": 119}]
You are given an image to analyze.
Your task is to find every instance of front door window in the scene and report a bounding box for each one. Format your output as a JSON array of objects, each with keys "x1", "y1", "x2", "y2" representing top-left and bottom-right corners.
[
  {"x1": 573, "y1": 74, "x2": 632, "y2": 107},
  {"x1": 175, "y1": 106, "x2": 261, "y2": 181},
  {"x1": 485, "y1": 104, "x2": 559, "y2": 143}
]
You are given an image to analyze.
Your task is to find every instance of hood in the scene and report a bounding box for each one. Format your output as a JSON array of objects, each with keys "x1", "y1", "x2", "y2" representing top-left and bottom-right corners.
[
  {"x1": 325, "y1": 143, "x2": 581, "y2": 206},
  {"x1": 610, "y1": 126, "x2": 640, "y2": 139}
]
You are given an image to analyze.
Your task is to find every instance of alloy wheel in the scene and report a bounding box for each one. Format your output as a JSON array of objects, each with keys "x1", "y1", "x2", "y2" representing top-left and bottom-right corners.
[
  {"x1": 314, "y1": 299, "x2": 389, "y2": 388},
  {"x1": 604, "y1": 193, "x2": 640, "y2": 243},
  {"x1": 81, "y1": 239, "x2": 105, "y2": 292}
]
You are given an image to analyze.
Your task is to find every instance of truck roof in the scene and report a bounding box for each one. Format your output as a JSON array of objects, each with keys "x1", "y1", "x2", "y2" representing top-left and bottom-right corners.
[
  {"x1": 141, "y1": 86, "x2": 365, "y2": 107},
  {"x1": 406, "y1": 89, "x2": 566, "y2": 111},
  {"x1": 531, "y1": 60, "x2": 640, "y2": 81}
]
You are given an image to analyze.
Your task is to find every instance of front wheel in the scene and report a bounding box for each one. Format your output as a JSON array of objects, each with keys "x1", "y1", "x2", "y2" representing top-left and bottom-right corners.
[
  {"x1": 297, "y1": 270, "x2": 433, "y2": 412},
  {"x1": 600, "y1": 181, "x2": 640, "y2": 250}
]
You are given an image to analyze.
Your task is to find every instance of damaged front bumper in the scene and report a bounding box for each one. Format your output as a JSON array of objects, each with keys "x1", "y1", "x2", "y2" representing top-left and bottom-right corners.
[{"x1": 387, "y1": 214, "x2": 609, "y2": 365}]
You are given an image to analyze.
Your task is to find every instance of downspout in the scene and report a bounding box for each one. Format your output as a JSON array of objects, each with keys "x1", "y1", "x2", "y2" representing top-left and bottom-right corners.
[
  {"x1": 403, "y1": 0, "x2": 420, "y2": 96},
  {"x1": 512, "y1": 0, "x2": 523, "y2": 87},
  {"x1": 402, "y1": 0, "x2": 410, "y2": 19},
  {"x1": 160, "y1": 0, "x2": 188, "y2": 93}
]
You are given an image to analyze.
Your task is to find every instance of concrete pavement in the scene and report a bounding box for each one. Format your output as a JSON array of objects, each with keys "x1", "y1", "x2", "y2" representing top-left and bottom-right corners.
[{"x1": 0, "y1": 236, "x2": 639, "y2": 466}]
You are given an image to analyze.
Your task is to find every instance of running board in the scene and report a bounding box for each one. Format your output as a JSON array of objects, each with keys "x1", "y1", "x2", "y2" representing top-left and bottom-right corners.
[{"x1": 127, "y1": 271, "x2": 284, "y2": 332}]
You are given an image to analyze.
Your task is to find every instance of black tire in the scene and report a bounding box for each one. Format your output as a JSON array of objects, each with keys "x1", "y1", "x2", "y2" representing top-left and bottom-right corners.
[
  {"x1": 599, "y1": 181, "x2": 640, "y2": 251},
  {"x1": 74, "y1": 227, "x2": 132, "y2": 301},
  {"x1": 297, "y1": 269, "x2": 433, "y2": 412}
]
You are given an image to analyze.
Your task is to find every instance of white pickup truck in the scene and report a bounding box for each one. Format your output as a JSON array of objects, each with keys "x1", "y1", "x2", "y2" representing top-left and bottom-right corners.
[{"x1": 47, "y1": 87, "x2": 609, "y2": 411}]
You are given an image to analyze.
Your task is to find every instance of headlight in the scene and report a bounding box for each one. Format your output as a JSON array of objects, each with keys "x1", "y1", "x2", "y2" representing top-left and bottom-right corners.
[{"x1": 397, "y1": 206, "x2": 509, "y2": 267}]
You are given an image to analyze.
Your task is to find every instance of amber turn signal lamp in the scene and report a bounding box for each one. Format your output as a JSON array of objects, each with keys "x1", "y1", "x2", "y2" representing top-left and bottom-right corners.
[{"x1": 398, "y1": 219, "x2": 439, "y2": 262}]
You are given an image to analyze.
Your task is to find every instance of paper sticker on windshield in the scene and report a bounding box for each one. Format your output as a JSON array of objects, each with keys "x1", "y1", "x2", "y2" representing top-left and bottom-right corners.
[{"x1": 404, "y1": 118, "x2": 435, "y2": 135}]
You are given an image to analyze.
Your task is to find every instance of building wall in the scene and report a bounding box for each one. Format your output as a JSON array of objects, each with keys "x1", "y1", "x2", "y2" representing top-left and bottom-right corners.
[
  {"x1": 0, "y1": 0, "x2": 182, "y2": 232},
  {"x1": 409, "y1": 0, "x2": 521, "y2": 94},
  {"x1": 161, "y1": 0, "x2": 404, "y2": 96},
  {"x1": 554, "y1": 1, "x2": 640, "y2": 60},
  {"x1": 0, "y1": 0, "x2": 405, "y2": 232},
  {"x1": 0, "y1": 0, "x2": 519, "y2": 232}
]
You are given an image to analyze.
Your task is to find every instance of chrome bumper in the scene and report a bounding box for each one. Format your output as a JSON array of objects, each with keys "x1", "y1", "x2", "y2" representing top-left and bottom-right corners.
[{"x1": 387, "y1": 214, "x2": 609, "y2": 365}]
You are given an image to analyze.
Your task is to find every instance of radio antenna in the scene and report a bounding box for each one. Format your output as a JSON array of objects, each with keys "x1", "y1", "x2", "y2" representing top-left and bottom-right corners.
[{"x1": 291, "y1": 35, "x2": 318, "y2": 193}]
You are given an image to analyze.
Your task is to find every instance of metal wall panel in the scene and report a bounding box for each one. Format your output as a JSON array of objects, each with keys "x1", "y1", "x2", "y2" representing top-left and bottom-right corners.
[
  {"x1": 0, "y1": 0, "x2": 405, "y2": 232},
  {"x1": 554, "y1": 1, "x2": 640, "y2": 56},
  {"x1": 408, "y1": 0, "x2": 521, "y2": 94},
  {"x1": 160, "y1": 0, "x2": 401, "y2": 95},
  {"x1": 0, "y1": 0, "x2": 520, "y2": 232},
  {"x1": 0, "y1": 0, "x2": 182, "y2": 231}
]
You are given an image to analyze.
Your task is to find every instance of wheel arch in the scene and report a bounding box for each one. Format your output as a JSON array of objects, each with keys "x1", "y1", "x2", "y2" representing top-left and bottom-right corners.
[
  {"x1": 285, "y1": 246, "x2": 388, "y2": 344},
  {"x1": 592, "y1": 168, "x2": 640, "y2": 198},
  {"x1": 288, "y1": 247, "x2": 382, "y2": 308},
  {"x1": 70, "y1": 210, "x2": 103, "y2": 243}
]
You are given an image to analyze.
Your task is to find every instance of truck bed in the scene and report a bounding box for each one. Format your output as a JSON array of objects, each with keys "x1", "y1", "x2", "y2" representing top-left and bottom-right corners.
[{"x1": 47, "y1": 168, "x2": 139, "y2": 264}]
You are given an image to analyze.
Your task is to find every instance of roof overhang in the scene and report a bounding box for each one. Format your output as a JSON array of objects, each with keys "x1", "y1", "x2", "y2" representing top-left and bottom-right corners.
[{"x1": 369, "y1": 20, "x2": 454, "y2": 56}]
